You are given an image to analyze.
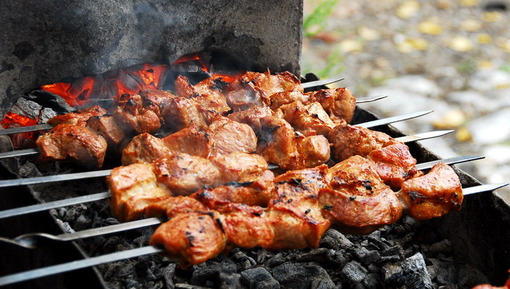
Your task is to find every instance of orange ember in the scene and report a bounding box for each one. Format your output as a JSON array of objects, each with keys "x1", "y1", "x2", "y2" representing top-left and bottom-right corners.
[
  {"x1": 41, "y1": 64, "x2": 168, "y2": 107},
  {"x1": 1, "y1": 112, "x2": 39, "y2": 148}
]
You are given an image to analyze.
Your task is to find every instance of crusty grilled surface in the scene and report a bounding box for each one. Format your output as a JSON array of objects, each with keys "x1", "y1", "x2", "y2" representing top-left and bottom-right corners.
[
  {"x1": 400, "y1": 162, "x2": 463, "y2": 220},
  {"x1": 35, "y1": 70, "x2": 464, "y2": 267}
]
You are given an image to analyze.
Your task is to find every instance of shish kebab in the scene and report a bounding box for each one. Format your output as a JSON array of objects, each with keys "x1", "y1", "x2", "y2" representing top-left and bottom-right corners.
[
  {"x1": 0, "y1": 75, "x2": 348, "y2": 136},
  {"x1": 0, "y1": 73, "x2": 358, "y2": 163},
  {"x1": 0, "y1": 161, "x2": 506, "y2": 287},
  {"x1": 0, "y1": 156, "x2": 498, "y2": 246}
]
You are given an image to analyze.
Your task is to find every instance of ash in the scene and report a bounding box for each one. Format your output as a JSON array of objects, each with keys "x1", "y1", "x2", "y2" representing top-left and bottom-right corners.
[{"x1": 57, "y1": 200, "x2": 489, "y2": 289}]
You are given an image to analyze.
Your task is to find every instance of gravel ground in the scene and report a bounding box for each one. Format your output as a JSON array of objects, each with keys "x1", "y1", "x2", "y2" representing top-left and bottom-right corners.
[{"x1": 302, "y1": 0, "x2": 510, "y2": 202}]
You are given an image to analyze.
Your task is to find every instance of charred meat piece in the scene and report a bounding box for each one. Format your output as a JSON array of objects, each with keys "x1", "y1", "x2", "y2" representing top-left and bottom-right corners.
[
  {"x1": 138, "y1": 89, "x2": 177, "y2": 120},
  {"x1": 216, "y1": 203, "x2": 274, "y2": 250},
  {"x1": 86, "y1": 115, "x2": 128, "y2": 151},
  {"x1": 108, "y1": 162, "x2": 172, "y2": 222},
  {"x1": 113, "y1": 93, "x2": 161, "y2": 134},
  {"x1": 162, "y1": 125, "x2": 210, "y2": 158},
  {"x1": 47, "y1": 105, "x2": 107, "y2": 126},
  {"x1": 306, "y1": 87, "x2": 356, "y2": 123},
  {"x1": 207, "y1": 116, "x2": 258, "y2": 157},
  {"x1": 192, "y1": 170, "x2": 275, "y2": 208},
  {"x1": 161, "y1": 96, "x2": 214, "y2": 131},
  {"x1": 150, "y1": 212, "x2": 227, "y2": 268},
  {"x1": 266, "y1": 165, "x2": 331, "y2": 249},
  {"x1": 121, "y1": 133, "x2": 172, "y2": 165},
  {"x1": 277, "y1": 101, "x2": 338, "y2": 136},
  {"x1": 36, "y1": 124, "x2": 108, "y2": 168},
  {"x1": 368, "y1": 141, "x2": 421, "y2": 189},
  {"x1": 226, "y1": 71, "x2": 302, "y2": 111},
  {"x1": 328, "y1": 124, "x2": 394, "y2": 162},
  {"x1": 227, "y1": 106, "x2": 274, "y2": 133},
  {"x1": 153, "y1": 153, "x2": 222, "y2": 195},
  {"x1": 399, "y1": 162, "x2": 463, "y2": 220},
  {"x1": 319, "y1": 155, "x2": 403, "y2": 232},
  {"x1": 173, "y1": 75, "x2": 231, "y2": 114},
  {"x1": 145, "y1": 195, "x2": 209, "y2": 218}
]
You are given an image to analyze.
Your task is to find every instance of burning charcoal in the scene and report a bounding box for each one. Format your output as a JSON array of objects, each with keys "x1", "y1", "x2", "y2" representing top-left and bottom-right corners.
[
  {"x1": 271, "y1": 262, "x2": 336, "y2": 289},
  {"x1": 383, "y1": 253, "x2": 434, "y2": 289},
  {"x1": 240, "y1": 267, "x2": 280, "y2": 289},
  {"x1": 295, "y1": 248, "x2": 336, "y2": 264},
  {"x1": 162, "y1": 263, "x2": 177, "y2": 289},
  {"x1": 353, "y1": 247, "x2": 381, "y2": 265},
  {"x1": 74, "y1": 214, "x2": 91, "y2": 231},
  {"x1": 190, "y1": 258, "x2": 237, "y2": 288},
  {"x1": 342, "y1": 260, "x2": 368, "y2": 284},
  {"x1": 230, "y1": 248, "x2": 257, "y2": 270},
  {"x1": 219, "y1": 272, "x2": 242, "y2": 289},
  {"x1": 320, "y1": 228, "x2": 354, "y2": 250},
  {"x1": 266, "y1": 252, "x2": 288, "y2": 267},
  {"x1": 435, "y1": 260, "x2": 458, "y2": 285},
  {"x1": 428, "y1": 239, "x2": 453, "y2": 255}
]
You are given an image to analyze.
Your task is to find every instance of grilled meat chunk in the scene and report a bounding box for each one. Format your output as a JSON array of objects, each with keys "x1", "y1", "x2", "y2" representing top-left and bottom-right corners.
[
  {"x1": 150, "y1": 212, "x2": 227, "y2": 267},
  {"x1": 192, "y1": 170, "x2": 275, "y2": 208},
  {"x1": 113, "y1": 93, "x2": 161, "y2": 134},
  {"x1": 209, "y1": 152, "x2": 268, "y2": 183},
  {"x1": 266, "y1": 165, "x2": 331, "y2": 249},
  {"x1": 319, "y1": 155, "x2": 403, "y2": 231},
  {"x1": 47, "y1": 105, "x2": 107, "y2": 126},
  {"x1": 399, "y1": 162, "x2": 463, "y2": 220},
  {"x1": 328, "y1": 124, "x2": 394, "y2": 161},
  {"x1": 162, "y1": 126, "x2": 210, "y2": 158},
  {"x1": 122, "y1": 133, "x2": 172, "y2": 165},
  {"x1": 36, "y1": 124, "x2": 108, "y2": 168},
  {"x1": 306, "y1": 87, "x2": 356, "y2": 123},
  {"x1": 153, "y1": 153, "x2": 222, "y2": 195},
  {"x1": 86, "y1": 115, "x2": 127, "y2": 150},
  {"x1": 207, "y1": 117, "x2": 258, "y2": 157},
  {"x1": 368, "y1": 142, "x2": 420, "y2": 189},
  {"x1": 145, "y1": 196, "x2": 209, "y2": 218},
  {"x1": 278, "y1": 101, "x2": 338, "y2": 136},
  {"x1": 216, "y1": 203, "x2": 274, "y2": 250},
  {"x1": 108, "y1": 162, "x2": 172, "y2": 222}
]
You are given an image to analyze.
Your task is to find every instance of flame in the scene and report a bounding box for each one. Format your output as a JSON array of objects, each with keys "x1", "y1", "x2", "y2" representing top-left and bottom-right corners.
[
  {"x1": 41, "y1": 64, "x2": 168, "y2": 107},
  {"x1": 4, "y1": 53, "x2": 246, "y2": 148},
  {"x1": 1, "y1": 112, "x2": 39, "y2": 148}
]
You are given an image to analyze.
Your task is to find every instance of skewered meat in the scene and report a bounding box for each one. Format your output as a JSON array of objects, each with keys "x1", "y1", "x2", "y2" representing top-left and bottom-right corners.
[
  {"x1": 36, "y1": 124, "x2": 108, "y2": 168},
  {"x1": 113, "y1": 93, "x2": 162, "y2": 134},
  {"x1": 47, "y1": 105, "x2": 107, "y2": 126},
  {"x1": 150, "y1": 212, "x2": 227, "y2": 267},
  {"x1": 328, "y1": 124, "x2": 394, "y2": 161},
  {"x1": 306, "y1": 87, "x2": 356, "y2": 123},
  {"x1": 108, "y1": 162, "x2": 172, "y2": 221},
  {"x1": 399, "y1": 162, "x2": 462, "y2": 220},
  {"x1": 121, "y1": 117, "x2": 258, "y2": 165},
  {"x1": 86, "y1": 115, "x2": 127, "y2": 150},
  {"x1": 319, "y1": 155, "x2": 403, "y2": 232},
  {"x1": 145, "y1": 195, "x2": 208, "y2": 218},
  {"x1": 277, "y1": 101, "x2": 339, "y2": 136},
  {"x1": 267, "y1": 165, "x2": 331, "y2": 249},
  {"x1": 367, "y1": 141, "x2": 421, "y2": 189}
]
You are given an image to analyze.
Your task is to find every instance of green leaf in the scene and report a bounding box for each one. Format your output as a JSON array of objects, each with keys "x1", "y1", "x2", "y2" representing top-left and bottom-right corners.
[{"x1": 303, "y1": 0, "x2": 341, "y2": 37}]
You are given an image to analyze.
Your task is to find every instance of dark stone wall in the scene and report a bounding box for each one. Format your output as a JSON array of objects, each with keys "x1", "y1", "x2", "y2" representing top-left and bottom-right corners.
[{"x1": 0, "y1": 0, "x2": 303, "y2": 117}]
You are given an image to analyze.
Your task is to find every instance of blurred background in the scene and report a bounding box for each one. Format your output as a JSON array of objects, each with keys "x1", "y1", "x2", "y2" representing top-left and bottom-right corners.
[{"x1": 301, "y1": 0, "x2": 510, "y2": 202}]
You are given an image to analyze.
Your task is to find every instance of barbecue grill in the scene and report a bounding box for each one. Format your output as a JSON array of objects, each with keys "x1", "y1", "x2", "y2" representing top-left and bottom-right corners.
[{"x1": 1, "y1": 1, "x2": 509, "y2": 288}]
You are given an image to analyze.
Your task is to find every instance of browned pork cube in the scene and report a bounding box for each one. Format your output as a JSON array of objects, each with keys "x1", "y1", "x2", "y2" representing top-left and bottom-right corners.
[
  {"x1": 328, "y1": 124, "x2": 393, "y2": 162},
  {"x1": 161, "y1": 96, "x2": 211, "y2": 131},
  {"x1": 87, "y1": 115, "x2": 127, "y2": 150},
  {"x1": 113, "y1": 93, "x2": 161, "y2": 134},
  {"x1": 257, "y1": 116, "x2": 299, "y2": 169},
  {"x1": 173, "y1": 75, "x2": 230, "y2": 114},
  {"x1": 36, "y1": 124, "x2": 108, "y2": 168},
  {"x1": 266, "y1": 165, "x2": 331, "y2": 249},
  {"x1": 227, "y1": 106, "x2": 274, "y2": 133},
  {"x1": 306, "y1": 87, "x2": 356, "y2": 123},
  {"x1": 216, "y1": 203, "x2": 274, "y2": 250},
  {"x1": 150, "y1": 212, "x2": 227, "y2": 267},
  {"x1": 368, "y1": 142, "x2": 420, "y2": 189},
  {"x1": 162, "y1": 126, "x2": 210, "y2": 158},
  {"x1": 144, "y1": 196, "x2": 209, "y2": 218},
  {"x1": 400, "y1": 162, "x2": 463, "y2": 220},
  {"x1": 47, "y1": 105, "x2": 107, "y2": 126},
  {"x1": 320, "y1": 155, "x2": 403, "y2": 232},
  {"x1": 192, "y1": 170, "x2": 275, "y2": 208},
  {"x1": 296, "y1": 135, "x2": 331, "y2": 168},
  {"x1": 108, "y1": 163, "x2": 172, "y2": 222},
  {"x1": 153, "y1": 153, "x2": 222, "y2": 195},
  {"x1": 207, "y1": 117, "x2": 258, "y2": 157},
  {"x1": 121, "y1": 133, "x2": 172, "y2": 165},
  {"x1": 209, "y1": 152, "x2": 268, "y2": 183},
  {"x1": 278, "y1": 101, "x2": 337, "y2": 136}
]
